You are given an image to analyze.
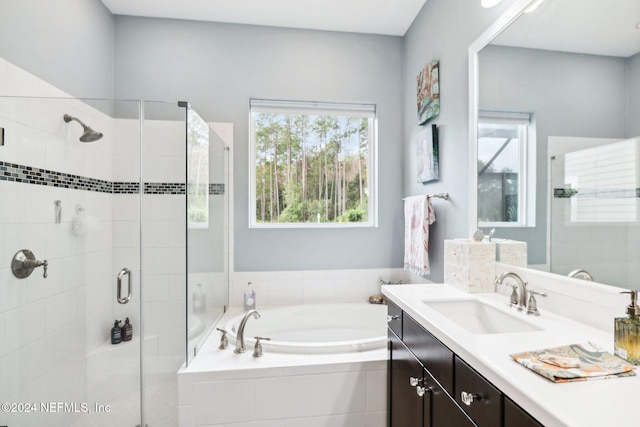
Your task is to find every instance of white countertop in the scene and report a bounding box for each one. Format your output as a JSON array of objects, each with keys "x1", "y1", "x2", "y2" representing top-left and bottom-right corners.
[{"x1": 382, "y1": 283, "x2": 640, "y2": 427}]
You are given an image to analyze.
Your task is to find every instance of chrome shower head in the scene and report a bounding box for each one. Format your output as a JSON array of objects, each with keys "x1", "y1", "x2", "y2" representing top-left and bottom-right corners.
[{"x1": 63, "y1": 114, "x2": 103, "y2": 142}]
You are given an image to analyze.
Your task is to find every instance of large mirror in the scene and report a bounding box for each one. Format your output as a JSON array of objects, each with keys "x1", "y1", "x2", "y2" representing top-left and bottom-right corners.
[{"x1": 470, "y1": 0, "x2": 640, "y2": 288}]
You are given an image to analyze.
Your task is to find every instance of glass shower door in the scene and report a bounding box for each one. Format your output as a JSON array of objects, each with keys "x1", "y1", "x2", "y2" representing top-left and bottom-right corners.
[
  {"x1": 186, "y1": 106, "x2": 230, "y2": 366},
  {"x1": 0, "y1": 96, "x2": 144, "y2": 427}
]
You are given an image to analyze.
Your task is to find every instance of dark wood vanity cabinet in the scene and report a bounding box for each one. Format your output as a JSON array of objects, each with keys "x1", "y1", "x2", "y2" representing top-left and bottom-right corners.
[
  {"x1": 388, "y1": 302, "x2": 541, "y2": 427},
  {"x1": 389, "y1": 331, "x2": 429, "y2": 427},
  {"x1": 504, "y1": 397, "x2": 544, "y2": 427}
]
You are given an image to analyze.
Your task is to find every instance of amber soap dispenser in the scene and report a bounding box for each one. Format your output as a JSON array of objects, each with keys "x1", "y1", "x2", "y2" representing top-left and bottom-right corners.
[{"x1": 614, "y1": 290, "x2": 640, "y2": 364}]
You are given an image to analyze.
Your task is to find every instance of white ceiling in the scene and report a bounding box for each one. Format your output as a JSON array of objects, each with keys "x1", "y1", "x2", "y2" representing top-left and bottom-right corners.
[
  {"x1": 100, "y1": 0, "x2": 640, "y2": 56},
  {"x1": 493, "y1": 0, "x2": 640, "y2": 57},
  {"x1": 100, "y1": 0, "x2": 428, "y2": 36}
]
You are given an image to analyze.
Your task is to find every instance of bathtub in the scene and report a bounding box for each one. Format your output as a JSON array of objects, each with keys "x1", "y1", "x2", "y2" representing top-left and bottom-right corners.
[
  {"x1": 179, "y1": 303, "x2": 389, "y2": 426},
  {"x1": 223, "y1": 303, "x2": 388, "y2": 354}
]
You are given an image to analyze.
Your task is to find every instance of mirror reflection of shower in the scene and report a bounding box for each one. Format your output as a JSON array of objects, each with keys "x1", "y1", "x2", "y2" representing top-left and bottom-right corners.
[{"x1": 63, "y1": 113, "x2": 103, "y2": 142}]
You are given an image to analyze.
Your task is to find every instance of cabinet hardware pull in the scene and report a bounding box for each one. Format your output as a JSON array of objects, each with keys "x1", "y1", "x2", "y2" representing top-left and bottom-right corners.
[
  {"x1": 461, "y1": 391, "x2": 479, "y2": 406},
  {"x1": 409, "y1": 376, "x2": 424, "y2": 387},
  {"x1": 387, "y1": 315, "x2": 399, "y2": 323},
  {"x1": 416, "y1": 386, "x2": 427, "y2": 397}
]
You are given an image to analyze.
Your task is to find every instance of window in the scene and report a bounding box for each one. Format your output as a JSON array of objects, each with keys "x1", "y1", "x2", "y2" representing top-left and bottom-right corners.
[
  {"x1": 563, "y1": 138, "x2": 637, "y2": 223},
  {"x1": 477, "y1": 111, "x2": 535, "y2": 227},
  {"x1": 249, "y1": 99, "x2": 377, "y2": 228},
  {"x1": 187, "y1": 108, "x2": 209, "y2": 228}
]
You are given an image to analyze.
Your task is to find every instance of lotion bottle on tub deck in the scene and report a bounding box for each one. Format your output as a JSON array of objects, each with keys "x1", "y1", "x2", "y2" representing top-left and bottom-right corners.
[{"x1": 244, "y1": 282, "x2": 256, "y2": 311}]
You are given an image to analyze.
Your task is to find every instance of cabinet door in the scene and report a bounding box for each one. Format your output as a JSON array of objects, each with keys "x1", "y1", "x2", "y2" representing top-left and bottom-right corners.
[
  {"x1": 504, "y1": 397, "x2": 543, "y2": 427},
  {"x1": 389, "y1": 331, "x2": 430, "y2": 427},
  {"x1": 403, "y1": 313, "x2": 454, "y2": 394},
  {"x1": 454, "y1": 356, "x2": 502, "y2": 427},
  {"x1": 430, "y1": 371, "x2": 476, "y2": 427}
]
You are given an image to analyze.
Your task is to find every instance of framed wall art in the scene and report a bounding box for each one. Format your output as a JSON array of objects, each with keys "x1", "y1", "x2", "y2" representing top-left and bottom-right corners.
[
  {"x1": 417, "y1": 124, "x2": 439, "y2": 183},
  {"x1": 417, "y1": 60, "x2": 440, "y2": 125}
]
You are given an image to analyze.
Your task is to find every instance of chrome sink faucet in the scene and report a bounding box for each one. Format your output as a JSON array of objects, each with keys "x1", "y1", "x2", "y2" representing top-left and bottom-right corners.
[
  {"x1": 234, "y1": 309, "x2": 261, "y2": 354},
  {"x1": 495, "y1": 272, "x2": 547, "y2": 315},
  {"x1": 495, "y1": 272, "x2": 528, "y2": 309}
]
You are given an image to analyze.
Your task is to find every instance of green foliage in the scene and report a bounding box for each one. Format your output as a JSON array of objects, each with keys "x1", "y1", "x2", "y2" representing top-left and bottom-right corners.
[
  {"x1": 188, "y1": 207, "x2": 208, "y2": 224},
  {"x1": 337, "y1": 205, "x2": 368, "y2": 222},
  {"x1": 254, "y1": 112, "x2": 371, "y2": 224}
]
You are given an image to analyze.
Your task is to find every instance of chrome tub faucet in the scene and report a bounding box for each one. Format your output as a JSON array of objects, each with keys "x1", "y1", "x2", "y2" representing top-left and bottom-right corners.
[{"x1": 234, "y1": 309, "x2": 260, "y2": 354}]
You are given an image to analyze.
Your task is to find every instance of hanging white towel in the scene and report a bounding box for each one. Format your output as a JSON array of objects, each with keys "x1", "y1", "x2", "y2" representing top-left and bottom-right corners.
[{"x1": 404, "y1": 195, "x2": 436, "y2": 276}]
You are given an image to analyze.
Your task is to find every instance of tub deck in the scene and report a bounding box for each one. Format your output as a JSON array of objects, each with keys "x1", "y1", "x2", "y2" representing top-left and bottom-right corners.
[{"x1": 177, "y1": 306, "x2": 388, "y2": 427}]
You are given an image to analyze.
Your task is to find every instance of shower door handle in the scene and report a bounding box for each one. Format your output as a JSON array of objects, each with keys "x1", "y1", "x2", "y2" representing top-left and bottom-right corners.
[{"x1": 117, "y1": 268, "x2": 132, "y2": 304}]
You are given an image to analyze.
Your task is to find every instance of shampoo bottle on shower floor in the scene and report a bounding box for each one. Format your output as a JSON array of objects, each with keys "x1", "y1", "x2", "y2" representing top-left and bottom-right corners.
[
  {"x1": 122, "y1": 317, "x2": 133, "y2": 342},
  {"x1": 111, "y1": 319, "x2": 122, "y2": 345}
]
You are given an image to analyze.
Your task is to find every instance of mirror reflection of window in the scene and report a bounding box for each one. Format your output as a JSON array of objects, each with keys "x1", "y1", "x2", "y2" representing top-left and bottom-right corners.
[
  {"x1": 564, "y1": 138, "x2": 637, "y2": 223},
  {"x1": 187, "y1": 109, "x2": 210, "y2": 228},
  {"x1": 477, "y1": 111, "x2": 534, "y2": 226}
]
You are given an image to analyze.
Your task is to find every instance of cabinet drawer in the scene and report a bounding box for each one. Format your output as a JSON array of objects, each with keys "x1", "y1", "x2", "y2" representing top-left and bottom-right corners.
[
  {"x1": 387, "y1": 300, "x2": 403, "y2": 338},
  {"x1": 403, "y1": 313, "x2": 454, "y2": 394},
  {"x1": 454, "y1": 356, "x2": 502, "y2": 427},
  {"x1": 504, "y1": 397, "x2": 543, "y2": 427}
]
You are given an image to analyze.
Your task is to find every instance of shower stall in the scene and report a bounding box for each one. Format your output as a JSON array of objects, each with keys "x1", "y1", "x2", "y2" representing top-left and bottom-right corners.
[{"x1": 0, "y1": 95, "x2": 229, "y2": 427}]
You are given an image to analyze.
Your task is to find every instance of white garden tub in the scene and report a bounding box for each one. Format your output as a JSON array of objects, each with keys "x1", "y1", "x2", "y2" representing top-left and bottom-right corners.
[{"x1": 223, "y1": 303, "x2": 387, "y2": 354}]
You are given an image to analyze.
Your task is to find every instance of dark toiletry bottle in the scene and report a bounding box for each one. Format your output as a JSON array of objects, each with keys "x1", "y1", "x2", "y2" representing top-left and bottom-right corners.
[
  {"x1": 111, "y1": 319, "x2": 122, "y2": 344},
  {"x1": 122, "y1": 317, "x2": 133, "y2": 342}
]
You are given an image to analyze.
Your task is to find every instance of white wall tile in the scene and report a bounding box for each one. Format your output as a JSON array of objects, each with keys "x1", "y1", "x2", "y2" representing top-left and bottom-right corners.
[
  {"x1": 4, "y1": 299, "x2": 47, "y2": 352},
  {"x1": 0, "y1": 313, "x2": 5, "y2": 358},
  {"x1": 302, "y1": 278, "x2": 337, "y2": 304},
  {"x1": 267, "y1": 280, "x2": 303, "y2": 306},
  {"x1": 283, "y1": 412, "x2": 386, "y2": 427},
  {"x1": 0, "y1": 267, "x2": 27, "y2": 312},
  {"x1": 179, "y1": 405, "x2": 194, "y2": 427},
  {"x1": 366, "y1": 369, "x2": 387, "y2": 411},
  {"x1": 178, "y1": 373, "x2": 193, "y2": 406},
  {"x1": 192, "y1": 380, "x2": 255, "y2": 425},
  {"x1": 254, "y1": 372, "x2": 367, "y2": 419},
  {"x1": 46, "y1": 289, "x2": 79, "y2": 333},
  {"x1": 144, "y1": 220, "x2": 171, "y2": 247}
]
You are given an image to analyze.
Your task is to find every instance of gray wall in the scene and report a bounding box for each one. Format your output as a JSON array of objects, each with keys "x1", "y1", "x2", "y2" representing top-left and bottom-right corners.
[
  {"x1": 0, "y1": 0, "x2": 114, "y2": 99},
  {"x1": 114, "y1": 17, "x2": 404, "y2": 271},
  {"x1": 479, "y1": 45, "x2": 629, "y2": 264},
  {"x1": 401, "y1": 0, "x2": 518, "y2": 282},
  {"x1": 629, "y1": 52, "x2": 640, "y2": 137}
]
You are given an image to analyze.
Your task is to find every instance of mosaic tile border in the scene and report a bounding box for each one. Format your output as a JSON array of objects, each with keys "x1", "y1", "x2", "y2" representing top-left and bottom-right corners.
[
  {"x1": 210, "y1": 183, "x2": 225, "y2": 195},
  {"x1": 0, "y1": 161, "x2": 225, "y2": 195},
  {"x1": 554, "y1": 188, "x2": 640, "y2": 199}
]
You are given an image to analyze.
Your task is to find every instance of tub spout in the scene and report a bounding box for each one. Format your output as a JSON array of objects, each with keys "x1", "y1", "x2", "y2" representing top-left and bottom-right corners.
[{"x1": 234, "y1": 309, "x2": 261, "y2": 354}]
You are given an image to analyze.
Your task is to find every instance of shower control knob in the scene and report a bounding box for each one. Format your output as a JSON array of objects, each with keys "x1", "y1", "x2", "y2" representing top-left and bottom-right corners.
[{"x1": 11, "y1": 249, "x2": 48, "y2": 279}]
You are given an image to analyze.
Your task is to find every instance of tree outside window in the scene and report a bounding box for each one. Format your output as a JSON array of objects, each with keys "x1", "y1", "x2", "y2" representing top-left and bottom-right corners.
[{"x1": 250, "y1": 100, "x2": 377, "y2": 228}]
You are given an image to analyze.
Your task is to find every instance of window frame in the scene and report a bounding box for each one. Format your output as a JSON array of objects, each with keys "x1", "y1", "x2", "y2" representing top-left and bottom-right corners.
[
  {"x1": 477, "y1": 111, "x2": 536, "y2": 228},
  {"x1": 248, "y1": 99, "x2": 378, "y2": 229}
]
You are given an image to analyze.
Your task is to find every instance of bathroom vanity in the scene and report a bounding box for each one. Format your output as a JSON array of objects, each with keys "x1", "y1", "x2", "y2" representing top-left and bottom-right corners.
[
  {"x1": 383, "y1": 269, "x2": 640, "y2": 427},
  {"x1": 387, "y1": 298, "x2": 540, "y2": 427}
]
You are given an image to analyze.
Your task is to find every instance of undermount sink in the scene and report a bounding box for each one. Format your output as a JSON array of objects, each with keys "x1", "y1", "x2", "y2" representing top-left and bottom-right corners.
[{"x1": 423, "y1": 299, "x2": 543, "y2": 334}]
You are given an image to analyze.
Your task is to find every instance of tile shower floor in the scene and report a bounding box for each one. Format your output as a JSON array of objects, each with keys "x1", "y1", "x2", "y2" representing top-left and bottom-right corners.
[{"x1": 69, "y1": 380, "x2": 177, "y2": 427}]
